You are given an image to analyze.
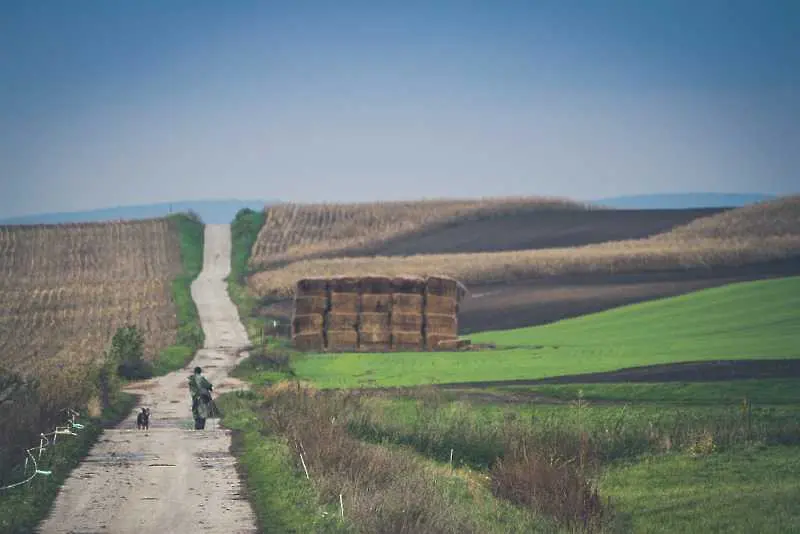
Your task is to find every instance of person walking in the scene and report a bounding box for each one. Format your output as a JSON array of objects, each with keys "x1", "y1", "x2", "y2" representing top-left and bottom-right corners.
[{"x1": 188, "y1": 366, "x2": 214, "y2": 430}]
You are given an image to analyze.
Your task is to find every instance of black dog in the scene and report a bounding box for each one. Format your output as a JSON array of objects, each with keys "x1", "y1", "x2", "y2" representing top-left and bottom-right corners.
[{"x1": 136, "y1": 407, "x2": 151, "y2": 430}]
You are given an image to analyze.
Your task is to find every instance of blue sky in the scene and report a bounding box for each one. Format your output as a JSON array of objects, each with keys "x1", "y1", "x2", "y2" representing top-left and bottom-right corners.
[{"x1": 1, "y1": 0, "x2": 798, "y2": 217}]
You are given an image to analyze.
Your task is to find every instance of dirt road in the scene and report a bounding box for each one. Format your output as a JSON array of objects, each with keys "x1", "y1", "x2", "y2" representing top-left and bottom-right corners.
[{"x1": 38, "y1": 224, "x2": 258, "y2": 534}]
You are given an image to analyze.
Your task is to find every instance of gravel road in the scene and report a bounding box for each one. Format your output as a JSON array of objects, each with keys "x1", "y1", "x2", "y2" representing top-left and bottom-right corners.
[{"x1": 38, "y1": 224, "x2": 258, "y2": 534}]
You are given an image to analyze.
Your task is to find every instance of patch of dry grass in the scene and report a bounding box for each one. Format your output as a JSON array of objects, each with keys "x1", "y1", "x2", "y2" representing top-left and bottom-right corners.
[
  {"x1": 249, "y1": 197, "x2": 593, "y2": 269},
  {"x1": 248, "y1": 196, "x2": 800, "y2": 298}
]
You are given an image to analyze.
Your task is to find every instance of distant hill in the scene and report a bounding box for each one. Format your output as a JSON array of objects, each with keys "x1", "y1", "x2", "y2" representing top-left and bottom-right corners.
[
  {"x1": 594, "y1": 193, "x2": 776, "y2": 209},
  {"x1": 0, "y1": 199, "x2": 278, "y2": 225}
]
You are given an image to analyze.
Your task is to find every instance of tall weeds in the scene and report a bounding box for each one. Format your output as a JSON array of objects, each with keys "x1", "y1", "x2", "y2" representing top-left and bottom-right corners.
[{"x1": 258, "y1": 385, "x2": 553, "y2": 533}]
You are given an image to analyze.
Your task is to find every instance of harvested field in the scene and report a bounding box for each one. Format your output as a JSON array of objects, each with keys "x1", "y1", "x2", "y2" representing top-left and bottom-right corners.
[
  {"x1": 0, "y1": 218, "x2": 184, "y2": 375},
  {"x1": 248, "y1": 196, "x2": 800, "y2": 300},
  {"x1": 352, "y1": 207, "x2": 727, "y2": 257},
  {"x1": 249, "y1": 196, "x2": 593, "y2": 269}
]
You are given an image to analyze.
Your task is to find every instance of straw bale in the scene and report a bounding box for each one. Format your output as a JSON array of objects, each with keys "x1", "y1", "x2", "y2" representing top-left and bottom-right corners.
[
  {"x1": 292, "y1": 314, "x2": 324, "y2": 335},
  {"x1": 293, "y1": 295, "x2": 328, "y2": 315},
  {"x1": 425, "y1": 295, "x2": 457, "y2": 315},
  {"x1": 330, "y1": 292, "x2": 360, "y2": 313},
  {"x1": 296, "y1": 278, "x2": 327, "y2": 297},
  {"x1": 326, "y1": 312, "x2": 359, "y2": 331},
  {"x1": 391, "y1": 276, "x2": 426, "y2": 295},
  {"x1": 360, "y1": 276, "x2": 393, "y2": 294},
  {"x1": 391, "y1": 293, "x2": 423, "y2": 314},
  {"x1": 425, "y1": 313, "x2": 458, "y2": 334},
  {"x1": 391, "y1": 331, "x2": 423, "y2": 350},
  {"x1": 326, "y1": 330, "x2": 358, "y2": 352},
  {"x1": 361, "y1": 293, "x2": 391, "y2": 313},
  {"x1": 359, "y1": 331, "x2": 391, "y2": 344},
  {"x1": 359, "y1": 312, "x2": 390, "y2": 332},
  {"x1": 328, "y1": 276, "x2": 360, "y2": 293},
  {"x1": 293, "y1": 332, "x2": 324, "y2": 352},
  {"x1": 390, "y1": 313, "x2": 423, "y2": 331},
  {"x1": 425, "y1": 276, "x2": 468, "y2": 300}
]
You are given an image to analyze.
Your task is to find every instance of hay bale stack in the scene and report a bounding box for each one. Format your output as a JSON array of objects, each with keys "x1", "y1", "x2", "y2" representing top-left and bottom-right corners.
[{"x1": 292, "y1": 275, "x2": 466, "y2": 352}]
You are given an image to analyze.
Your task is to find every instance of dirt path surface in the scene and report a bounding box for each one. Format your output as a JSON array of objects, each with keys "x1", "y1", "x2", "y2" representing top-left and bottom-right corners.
[{"x1": 38, "y1": 224, "x2": 258, "y2": 534}]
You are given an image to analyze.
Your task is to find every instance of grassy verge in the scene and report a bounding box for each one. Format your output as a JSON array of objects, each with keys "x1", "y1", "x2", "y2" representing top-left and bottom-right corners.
[
  {"x1": 217, "y1": 391, "x2": 353, "y2": 534},
  {"x1": 227, "y1": 208, "x2": 270, "y2": 343},
  {"x1": 152, "y1": 213, "x2": 205, "y2": 376},
  {"x1": 292, "y1": 277, "x2": 800, "y2": 388},
  {"x1": 221, "y1": 384, "x2": 566, "y2": 533},
  {"x1": 0, "y1": 393, "x2": 136, "y2": 534}
]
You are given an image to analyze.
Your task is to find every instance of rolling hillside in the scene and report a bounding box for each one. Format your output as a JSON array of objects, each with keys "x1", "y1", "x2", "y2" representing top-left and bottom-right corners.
[
  {"x1": 246, "y1": 195, "x2": 800, "y2": 331},
  {"x1": 248, "y1": 196, "x2": 594, "y2": 269}
]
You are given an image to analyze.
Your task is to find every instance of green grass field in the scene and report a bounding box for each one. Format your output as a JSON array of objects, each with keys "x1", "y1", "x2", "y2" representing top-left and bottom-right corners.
[{"x1": 293, "y1": 276, "x2": 800, "y2": 388}]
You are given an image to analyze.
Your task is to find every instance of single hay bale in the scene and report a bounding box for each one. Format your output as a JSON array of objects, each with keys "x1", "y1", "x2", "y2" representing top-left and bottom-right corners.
[
  {"x1": 328, "y1": 276, "x2": 360, "y2": 294},
  {"x1": 292, "y1": 314, "x2": 324, "y2": 335},
  {"x1": 391, "y1": 276, "x2": 426, "y2": 295},
  {"x1": 330, "y1": 292, "x2": 360, "y2": 313},
  {"x1": 426, "y1": 334, "x2": 459, "y2": 350},
  {"x1": 326, "y1": 330, "x2": 358, "y2": 352},
  {"x1": 392, "y1": 331, "x2": 423, "y2": 350},
  {"x1": 359, "y1": 330, "x2": 391, "y2": 344},
  {"x1": 391, "y1": 293, "x2": 424, "y2": 314},
  {"x1": 425, "y1": 276, "x2": 461, "y2": 299},
  {"x1": 391, "y1": 313, "x2": 423, "y2": 331},
  {"x1": 361, "y1": 293, "x2": 391, "y2": 313},
  {"x1": 296, "y1": 278, "x2": 328, "y2": 297},
  {"x1": 326, "y1": 312, "x2": 359, "y2": 331},
  {"x1": 425, "y1": 313, "x2": 458, "y2": 334},
  {"x1": 360, "y1": 312, "x2": 390, "y2": 332},
  {"x1": 425, "y1": 295, "x2": 458, "y2": 315},
  {"x1": 360, "y1": 276, "x2": 393, "y2": 294},
  {"x1": 293, "y1": 295, "x2": 328, "y2": 315},
  {"x1": 293, "y1": 332, "x2": 324, "y2": 351}
]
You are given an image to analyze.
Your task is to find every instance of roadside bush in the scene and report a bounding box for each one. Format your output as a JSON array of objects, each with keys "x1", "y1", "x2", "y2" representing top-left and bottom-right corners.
[{"x1": 109, "y1": 325, "x2": 153, "y2": 380}]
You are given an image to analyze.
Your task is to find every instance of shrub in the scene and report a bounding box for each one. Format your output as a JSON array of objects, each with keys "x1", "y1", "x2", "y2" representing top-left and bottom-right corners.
[{"x1": 110, "y1": 325, "x2": 153, "y2": 380}]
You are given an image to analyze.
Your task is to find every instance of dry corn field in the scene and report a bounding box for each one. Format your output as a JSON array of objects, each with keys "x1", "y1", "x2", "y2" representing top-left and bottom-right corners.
[
  {"x1": 249, "y1": 196, "x2": 592, "y2": 268},
  {"x1": 248, "y1": 196, "x2": 800, "y2": 299},
  {"x1": 0, "y1": 219, "x2": 183, "y2": 376}
]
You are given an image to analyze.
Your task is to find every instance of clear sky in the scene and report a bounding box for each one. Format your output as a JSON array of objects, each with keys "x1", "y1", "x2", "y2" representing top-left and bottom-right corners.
[{"x1": 1, "y1": 0, "x2": 798, "y2": 217}]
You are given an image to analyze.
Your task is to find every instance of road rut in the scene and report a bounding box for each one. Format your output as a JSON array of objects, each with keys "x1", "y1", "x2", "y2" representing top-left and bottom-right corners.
[{"x1": 38, "y1": 224, "x2": 258, "y2": 534}]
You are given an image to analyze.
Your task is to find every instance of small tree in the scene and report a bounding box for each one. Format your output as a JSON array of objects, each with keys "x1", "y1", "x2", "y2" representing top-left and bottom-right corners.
[{"x1": 110, "y1": 325, "x2": 152, "y2": 379}]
